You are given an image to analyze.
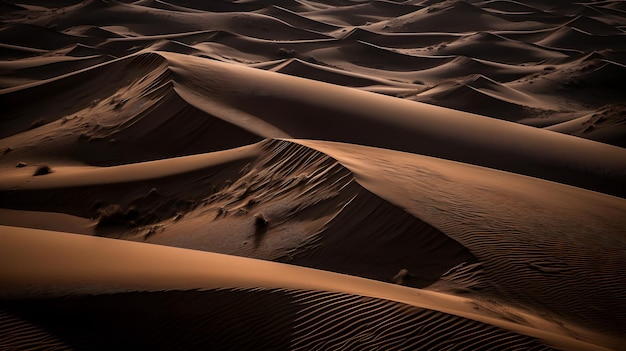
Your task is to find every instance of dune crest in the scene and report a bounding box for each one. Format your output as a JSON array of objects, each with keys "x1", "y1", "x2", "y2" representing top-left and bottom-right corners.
[{"x1": 0, "y1": 226, "x2": 616, "y2": 351}]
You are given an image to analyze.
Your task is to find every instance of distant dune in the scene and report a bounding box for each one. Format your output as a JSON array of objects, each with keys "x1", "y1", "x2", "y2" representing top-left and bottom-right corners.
[{"x1": 1, "y1": 0, "x2": 625, "y2": 350}]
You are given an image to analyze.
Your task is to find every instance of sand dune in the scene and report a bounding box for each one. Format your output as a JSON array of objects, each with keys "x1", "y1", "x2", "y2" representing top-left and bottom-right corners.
[
  {"x1": 3, "y1": 50, "x2": 625, "y2": 195},
  {"x1": 296, "y1": 139, "x2": 626, "y2": 340},
  {"x1": 368, "y1": 1, "x2": 545, "y2": 32},
  {"x1": 1, "y1": 137, "x2": 625, "y2": 346},
  {"x1": 1, "y1": 0, "x2": 625, "y2": 349},
  {"x1": 412, "y1": 73, "x2": 557, "y2": 120},
  {"x1": 409, "y1": 55, "x2": 543, "y2": 84},
  {"x1": 0, "y1": 54, "x2": 110, "y2": 88},
  {"x1": 270, "y1": 57, "x2": 417, "y2": 90},
  {"x1": 0, "y1": 226, "x2": 616, "y2": 350},
  {"x1": 403, "y1": 31, "x2": 570, "y2": 63},
  {"x1": 546, "y1": 104, "x2": 626, "y2": 147},
  {"x1": 2, "y1": 0, "x2": 623, "y2": 130},
  {"x1": 536, "y1": 26, "x2": 626, "y2": 51},
  {"x1": 1, "y1": 140, "x2": 476, "y2": 287}
]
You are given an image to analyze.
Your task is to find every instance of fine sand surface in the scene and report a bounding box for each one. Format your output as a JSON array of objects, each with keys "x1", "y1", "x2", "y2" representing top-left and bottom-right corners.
[
  {"x1": 1, "y1": 0, "x2": 625, "y2": 350},
  {"x1": 0, "y1": 226, "x2": 615, "y2": 351}
]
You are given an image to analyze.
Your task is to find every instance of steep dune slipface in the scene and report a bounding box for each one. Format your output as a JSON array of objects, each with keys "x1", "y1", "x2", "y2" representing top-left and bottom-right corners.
[
  {"x1": 166, "y1": 51, "x2": 626, "y2": 199},
  {"x1": 296, "y1": 139, "x2": 626, "y2": 342},
  {"x1": 1, "y1": 137, "x2": 624, "y2": 347},
  {"x1": 3, "y1": 50, "x2": 624, "y2": 196},
  {"x1": 0, "y1": 139, "x2": 475, "y2": 288},
  {"x1": 149, "y1": 140, "x2": 475, "y2": 286},
  {"x1": 0, "y1": 53, "x2": 267, "y2": 165},
  {"x1": 2, "y1": 0, "x2": 624, "y2": 140}
]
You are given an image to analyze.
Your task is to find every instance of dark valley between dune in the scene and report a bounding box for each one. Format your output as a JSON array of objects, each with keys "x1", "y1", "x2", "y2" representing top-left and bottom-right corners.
[{"x1": 1, "y1": 0, "x2": 625, "y2": 350}]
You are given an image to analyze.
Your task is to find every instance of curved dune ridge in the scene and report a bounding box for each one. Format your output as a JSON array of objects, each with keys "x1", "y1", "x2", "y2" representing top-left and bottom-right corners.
[
  {"x1": 295, "y1": 139, "x2": 626, "y2": 340},
  {"x1": 0, "y1": 226, "x2": 613, "y2": 351},
  {"x1": 1, "y1": 138, "x2": 625, "y2": 348},
  {"x1": 0, "y1": 139, "x2": 475, "y2": 287},
  {"x1": 1, "y1": 50, "x2": 625, "y2": 196},
  {"x1": 1, "y1": 290, "x2": 559, "y2": 351},
  {"x1": 1, "y1": 0, "x2": 625, "y2": 350},
  {"x1": 0, "y1": 0, "x2": 624, "y2": 141}
]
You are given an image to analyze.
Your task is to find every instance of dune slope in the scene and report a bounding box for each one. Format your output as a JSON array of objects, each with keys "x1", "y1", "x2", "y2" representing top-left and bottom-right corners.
[
  {"x1": 0, "y1": 226, "x2": 613, "y2": 351},
  {"x1": 2, "y1": 50, "x2": 625, "y2": 196}
]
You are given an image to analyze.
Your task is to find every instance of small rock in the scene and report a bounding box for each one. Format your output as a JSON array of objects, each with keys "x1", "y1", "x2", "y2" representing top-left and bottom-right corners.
[
  {"x1": 254, "y1": 213, "x2": 268, "y2": 228},
  {"x1": 33, "y1": 164, "x2": 52, "y2": 176}
]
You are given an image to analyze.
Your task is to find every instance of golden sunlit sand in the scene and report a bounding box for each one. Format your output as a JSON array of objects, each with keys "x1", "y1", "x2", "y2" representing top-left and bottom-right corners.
[{"x1": 1, "y1": 0, "x2": 625, "y2": 350}]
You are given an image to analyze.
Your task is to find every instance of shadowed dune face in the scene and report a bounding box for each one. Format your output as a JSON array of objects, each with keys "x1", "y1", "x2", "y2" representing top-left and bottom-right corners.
[
  {"x1": 0, "y1": 140, "x2": 476, "y2": 288},
  {"x1": 1, "y1": 289, "x2": 557, "y2": 351},
  {"x1": 1, "y1": 0, "x2": 624, "y2": 145},
  {"x1": 3, "y1": 49, "x2": 626, "y2": 197},
  {"x1": 1, "y1": 1, "x2": 626, "y2": 350},
  {"x1": 296, "y1": 139, "x2": 626, "y2": 338},
  {"x1": 1, "y1": 137, "x2": 624, "y2": 342}
]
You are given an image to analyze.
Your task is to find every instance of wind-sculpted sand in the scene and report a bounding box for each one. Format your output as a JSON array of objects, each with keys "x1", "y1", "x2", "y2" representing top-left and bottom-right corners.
[{"x1": 1, "y1": 0, "x2": 625, "y2": 350}]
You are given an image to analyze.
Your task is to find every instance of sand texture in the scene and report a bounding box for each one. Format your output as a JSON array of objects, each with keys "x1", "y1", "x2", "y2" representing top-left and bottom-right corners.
[{"x1": 1, "y1": 0, "x2": 625, "y2": 350}]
